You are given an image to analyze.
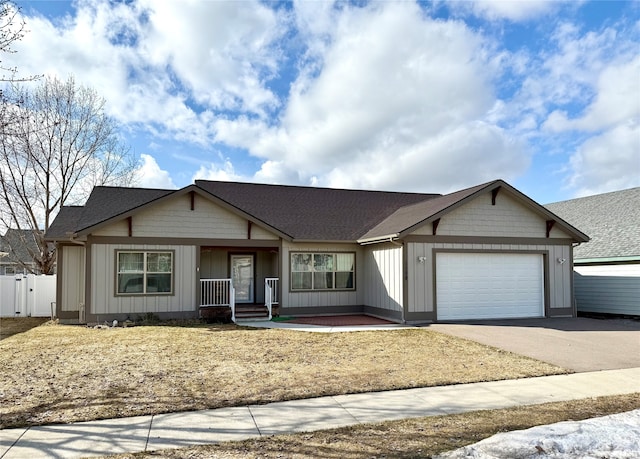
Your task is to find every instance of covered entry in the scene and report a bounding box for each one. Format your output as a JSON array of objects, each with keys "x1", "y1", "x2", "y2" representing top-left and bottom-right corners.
[{"x1": 436, "y1": 252, "x2": 544, "y2": 321}]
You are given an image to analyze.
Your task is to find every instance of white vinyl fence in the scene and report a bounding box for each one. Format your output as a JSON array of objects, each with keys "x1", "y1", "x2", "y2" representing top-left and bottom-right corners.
[{"x1": 0, "y1": 275, "x2": 56, "y2": 318}]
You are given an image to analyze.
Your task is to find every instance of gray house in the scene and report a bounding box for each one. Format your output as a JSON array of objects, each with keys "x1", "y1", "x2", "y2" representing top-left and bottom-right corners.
[
  {"x1": 0, "y1": 229, "x2": 42, "y2": 275},
  {"x1": 546, "y1": 187, "x2": 640, "y2": 316},
  {"x1": 46, "y1": 179, "x2": 588, "y2": 324}
]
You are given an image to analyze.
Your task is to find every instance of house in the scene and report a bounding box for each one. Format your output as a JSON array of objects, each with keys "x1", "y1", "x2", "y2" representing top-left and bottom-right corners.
[
  {"x1": 0, "y1": 229, "x2": 42, "y2": 275},
  {"x1": 546, "y1": 187, "x2": 640, "y2": 316},
  {"x1": 45, "y1": 179, "x2": 588, "y2": 324}
]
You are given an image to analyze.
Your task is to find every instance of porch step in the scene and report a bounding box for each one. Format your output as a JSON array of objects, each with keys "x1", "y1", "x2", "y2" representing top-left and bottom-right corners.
[{"x1": 235, "y1": 304, "x2": 270, "y2": 322}]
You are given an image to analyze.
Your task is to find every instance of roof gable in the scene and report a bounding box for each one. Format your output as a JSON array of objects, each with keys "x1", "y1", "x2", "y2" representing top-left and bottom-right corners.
[
  {"x1": 76, "y1": 187, "x2": 175, "y2": 234},
  {"x1": 359, "y1": 182, "x2": 489, "y2": 241},
  {"x1": 359, "y1": 180, "x2": 589, "y2": 243}
]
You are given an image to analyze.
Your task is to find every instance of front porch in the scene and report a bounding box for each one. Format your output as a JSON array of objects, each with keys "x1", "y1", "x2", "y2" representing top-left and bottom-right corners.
[
  {"x1": 199, "y1": 277, "x2": 279, "y2": 323},
  {"x1": 198, "y1": 246, "x2": 279, "y2": 323}
]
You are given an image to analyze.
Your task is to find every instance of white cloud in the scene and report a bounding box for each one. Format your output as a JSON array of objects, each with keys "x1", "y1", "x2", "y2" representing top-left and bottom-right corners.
[
  {"x1": 567, "y1": 122, "x2": 640, "y2": 197},
  {"x1": 134, "y1": 154, "x2": 177, "y2": 189},
  {"x1": 217, "y1": 2, "x2": 528, "y2": 191},
  {"x1": 12, "y1": 0, "x2": 284, "y2": 145},
  {"x1": 192, "y1": 160, "x2": 247, "y2": 183},
  {"x1": 137, "y1": 0, "x2": 284, "y2": 116},
  {"x1": 544, "y1": 56, "x2": 640, "y2": 132},
  {"x1": 454, "y1": 0, "x2": 560, "y2": 22}
]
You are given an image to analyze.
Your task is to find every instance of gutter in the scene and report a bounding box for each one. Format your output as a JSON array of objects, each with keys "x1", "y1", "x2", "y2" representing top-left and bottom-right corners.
[
  {"x1": 574, "y1": 256, "x2": 640, "y2": 265},
  {"x1": 64, "y1": 232, "x2": 86, "y2": 246},
  {"x1": 357, "y1": 234, "x2": 400, "y2": 246}
]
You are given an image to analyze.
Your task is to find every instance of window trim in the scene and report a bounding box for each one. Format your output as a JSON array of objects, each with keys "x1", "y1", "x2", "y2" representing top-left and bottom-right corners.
[
  {"x1": 115, "y1": 250, "x2": 175, "y2": 296},
  {"x1": 290, "y1": 251, "x2": 356, "y2": 292}
]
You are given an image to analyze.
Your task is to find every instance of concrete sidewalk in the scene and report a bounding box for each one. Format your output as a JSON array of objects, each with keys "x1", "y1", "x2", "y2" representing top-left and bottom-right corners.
[{"x1": 1, "y1": 368, "x2": 639, "y2": 459}]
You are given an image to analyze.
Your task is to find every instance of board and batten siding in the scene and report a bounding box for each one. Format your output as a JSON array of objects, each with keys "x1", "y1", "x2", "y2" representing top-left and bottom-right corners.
[
  {"x1": 363, "y1": 243, "x2": 403, "y2": 313},
  {"x1": 279, "y1": 241, "x2": 363, "y2": 311},
  {"x1": 574, "y1": 264, "x2": 640, "y2": 316},
  {"x1": 412, "y1": 192, "x2": 570, "y2": 239},
  {"x1": 60, "y1": 245, "x2": 85, "y2": 312},
  {"x1": 90, "y1": 243, "x2": 197, "y2": 317},
  {"x1": 406, "y1": 242, "x2": 573, "y2": 316},
  {"x1": 92, "y1": 194, "x2": 278, "y2": 240}
]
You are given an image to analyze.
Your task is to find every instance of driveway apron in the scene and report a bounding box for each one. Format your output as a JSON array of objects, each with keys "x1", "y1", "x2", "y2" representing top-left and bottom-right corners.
[{"x1": 427, "y1": 317, "x2": 640, "y2": 372}]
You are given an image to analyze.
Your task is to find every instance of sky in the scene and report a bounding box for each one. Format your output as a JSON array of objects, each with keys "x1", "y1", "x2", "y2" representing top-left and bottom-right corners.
[{"x1": 8, "y1": 0, "x2": 640, "y2": 204}]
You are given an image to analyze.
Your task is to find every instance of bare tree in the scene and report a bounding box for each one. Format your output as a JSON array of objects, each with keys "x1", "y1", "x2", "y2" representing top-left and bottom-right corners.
[
  {"x1": 0, "y1": 0, "x2": 41, "y2": 136},
  {"x1": 0, "y1": 0, "x2": 38, "y2": 81},
  {"x1": 0, "y1": 75, "x2": 137, "y2": 274}
]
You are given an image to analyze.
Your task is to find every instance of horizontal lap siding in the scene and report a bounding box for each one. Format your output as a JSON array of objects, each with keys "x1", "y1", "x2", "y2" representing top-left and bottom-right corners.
[
  {"x1": 91, "y1": 244, "x2": 197, "y2": 316},
  {"x1": 280, "y1": 241, "x2": 362, "y2": 309},
  {"x1": 363, "y1": 243, "x2": 403, "y2": 313},
  {"x1": 574, "y1": 264, "x2": 640, "y2": 315}
]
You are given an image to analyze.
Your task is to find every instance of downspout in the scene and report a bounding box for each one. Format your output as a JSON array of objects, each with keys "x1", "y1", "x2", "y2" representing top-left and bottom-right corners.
[
  {"x1": 65, "y1": 232, "x2": 86, "y2": 246},
  {"x1": 388, "y1": 236, "x2": 402, "y2": 247}
]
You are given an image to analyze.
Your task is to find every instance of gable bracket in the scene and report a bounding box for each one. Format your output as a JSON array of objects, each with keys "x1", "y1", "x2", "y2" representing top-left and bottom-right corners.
[
  {"x1": 127, "y1": 216, "x2": 133, "y2": 237},
  {"x1": 432, "y1": 218, "x2": 440, "y2": 236},
  {"x1": 247, "y1": 220, "x2": 252, "y2": 240},
  {"x1": 190, "y1": 191, "x2": 195, "y2": 211},
  {"x1": 546, "y1": 220, "x2": 555, "y2": 238},
  {"x1": 491, "y1": 186, "x2": 501, "y2": 205}
]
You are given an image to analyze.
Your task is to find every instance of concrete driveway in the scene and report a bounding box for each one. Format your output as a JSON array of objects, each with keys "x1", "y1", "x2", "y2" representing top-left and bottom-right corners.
[{"x1": 427, "y1": 317, "x2": 640, "y2": 372}]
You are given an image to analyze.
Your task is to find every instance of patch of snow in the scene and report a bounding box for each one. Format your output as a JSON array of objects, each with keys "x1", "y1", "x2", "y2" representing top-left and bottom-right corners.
[{"x1": 436, "y1": 409, "x2": 640, "y2": 459}]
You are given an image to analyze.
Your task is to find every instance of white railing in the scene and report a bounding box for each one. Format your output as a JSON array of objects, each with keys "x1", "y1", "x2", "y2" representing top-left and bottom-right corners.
[
  {"x1": 200, "y1": 278, "x2": 236, "y2": 322},
  {"x1": 265, "y1": 277, "x2": 279, "y2": 321}
]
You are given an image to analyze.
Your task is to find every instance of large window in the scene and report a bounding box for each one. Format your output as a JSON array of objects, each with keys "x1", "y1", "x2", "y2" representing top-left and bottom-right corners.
[
  {"x1": 291, "y1": 252, "x2": 355, "y2": 291},
  {"x1": 117, "y1": 251, "x2": 173, "y2": 295}
]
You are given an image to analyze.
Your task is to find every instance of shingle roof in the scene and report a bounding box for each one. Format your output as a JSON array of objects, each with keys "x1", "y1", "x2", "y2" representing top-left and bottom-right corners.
[
  {"x1": 545, "y1": 187, "x2": 640, "y2": 260},
  {"x1": 76, "y1": 187, "x2": 175, "y2": 233},
  {"x1": 0, "y1": 229, "x2": 41, "y2": 264},
  {"x1": 196, "y1": 180, "x2": 438, "y2": 241},
  {"x1": 45, "y1": 207, "x2": 85, "y2": 240},
  {"x1": 46, "y1": 187, "x2": 175, "y2": 240},
  {"x1": 359, "y1": 182, "x2": 490, "y2": 240},
  {"x1": 46, "y1": 179, "x2": 590, "y2": 245}
]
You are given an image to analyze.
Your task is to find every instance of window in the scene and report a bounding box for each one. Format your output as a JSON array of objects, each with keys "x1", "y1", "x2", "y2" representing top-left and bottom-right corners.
[
  {"x1": 117, "y1": 251, "x2": 173, "y2": 295},
  {"x1": 291, "y1": 252, "x2": 355, "y2": 291}
]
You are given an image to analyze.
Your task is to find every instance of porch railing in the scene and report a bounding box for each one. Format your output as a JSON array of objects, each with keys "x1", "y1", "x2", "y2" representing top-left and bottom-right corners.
[
  {"x1": 265, "y1": 277, "x2": 279, "y2": 321},
  {"x1": 200, "y1": 278, "x2": 236, "y2": 322}
]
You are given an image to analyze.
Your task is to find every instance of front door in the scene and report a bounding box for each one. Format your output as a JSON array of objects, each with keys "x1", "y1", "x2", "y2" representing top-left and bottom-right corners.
[{"x1": 231, "y1": 254, "x2": 254, "y2": 303}]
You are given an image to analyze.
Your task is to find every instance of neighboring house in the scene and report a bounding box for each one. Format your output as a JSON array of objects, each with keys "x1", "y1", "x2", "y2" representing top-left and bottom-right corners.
[
  {"x1": 45, "y1": 179, "x2": 588, "y2": 324},
  {"x1": 0, "y1": 229, "x2": 42, "y2": 275},
  {"x1": 546, "y1": 187, "x2": 640, "y2": 316}
]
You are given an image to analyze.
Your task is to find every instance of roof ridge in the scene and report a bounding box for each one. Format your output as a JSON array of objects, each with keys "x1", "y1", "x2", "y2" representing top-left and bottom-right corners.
[
  {"x1": 194, "y1": 179, "x2": 440, "y2": 197},
  {"x1": 92, "y1": 185, "x2": 177, "y2": 192}
]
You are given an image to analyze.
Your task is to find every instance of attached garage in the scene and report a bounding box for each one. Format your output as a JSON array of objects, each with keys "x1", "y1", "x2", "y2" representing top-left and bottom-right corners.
[{"x1": 435, "y1": 252, "x2": 544, "y2": 320}]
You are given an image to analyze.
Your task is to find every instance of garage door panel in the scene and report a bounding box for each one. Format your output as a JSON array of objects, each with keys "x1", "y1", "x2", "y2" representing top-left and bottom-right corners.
[{"x1": 436, "y1": 253, "x2": 544, "y2": 320}]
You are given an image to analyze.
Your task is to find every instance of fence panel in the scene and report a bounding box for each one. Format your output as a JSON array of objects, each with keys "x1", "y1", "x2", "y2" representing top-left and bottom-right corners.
[
  {"x1": 0, "y1": 276, "x2": 16, "y2": 317},
  {"x1": 0, "y1": 275, "x2": 56, "y2": 318}
]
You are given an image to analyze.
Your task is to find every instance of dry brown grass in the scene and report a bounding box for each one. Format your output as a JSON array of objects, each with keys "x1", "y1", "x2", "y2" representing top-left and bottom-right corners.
[
  {"x1": 109, "y1": 394, "x2": 640, "y2": 459},
  {"x1": 0, "y1": 322, "x2": 567, "y2": 429},
  {"x1": 0, "y1": 317, "x2": 50, "y2": 340}
]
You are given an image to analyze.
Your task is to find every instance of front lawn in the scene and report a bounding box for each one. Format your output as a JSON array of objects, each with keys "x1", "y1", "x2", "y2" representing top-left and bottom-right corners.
[{"x1": 0, "y1": 322, "x2": 567, "y2": 429}]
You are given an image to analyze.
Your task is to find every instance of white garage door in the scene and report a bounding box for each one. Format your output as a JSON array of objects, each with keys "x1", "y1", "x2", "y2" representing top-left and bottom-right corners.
[{"x1": 436, "y1": 252, "x2": 544, "y2": 320}]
